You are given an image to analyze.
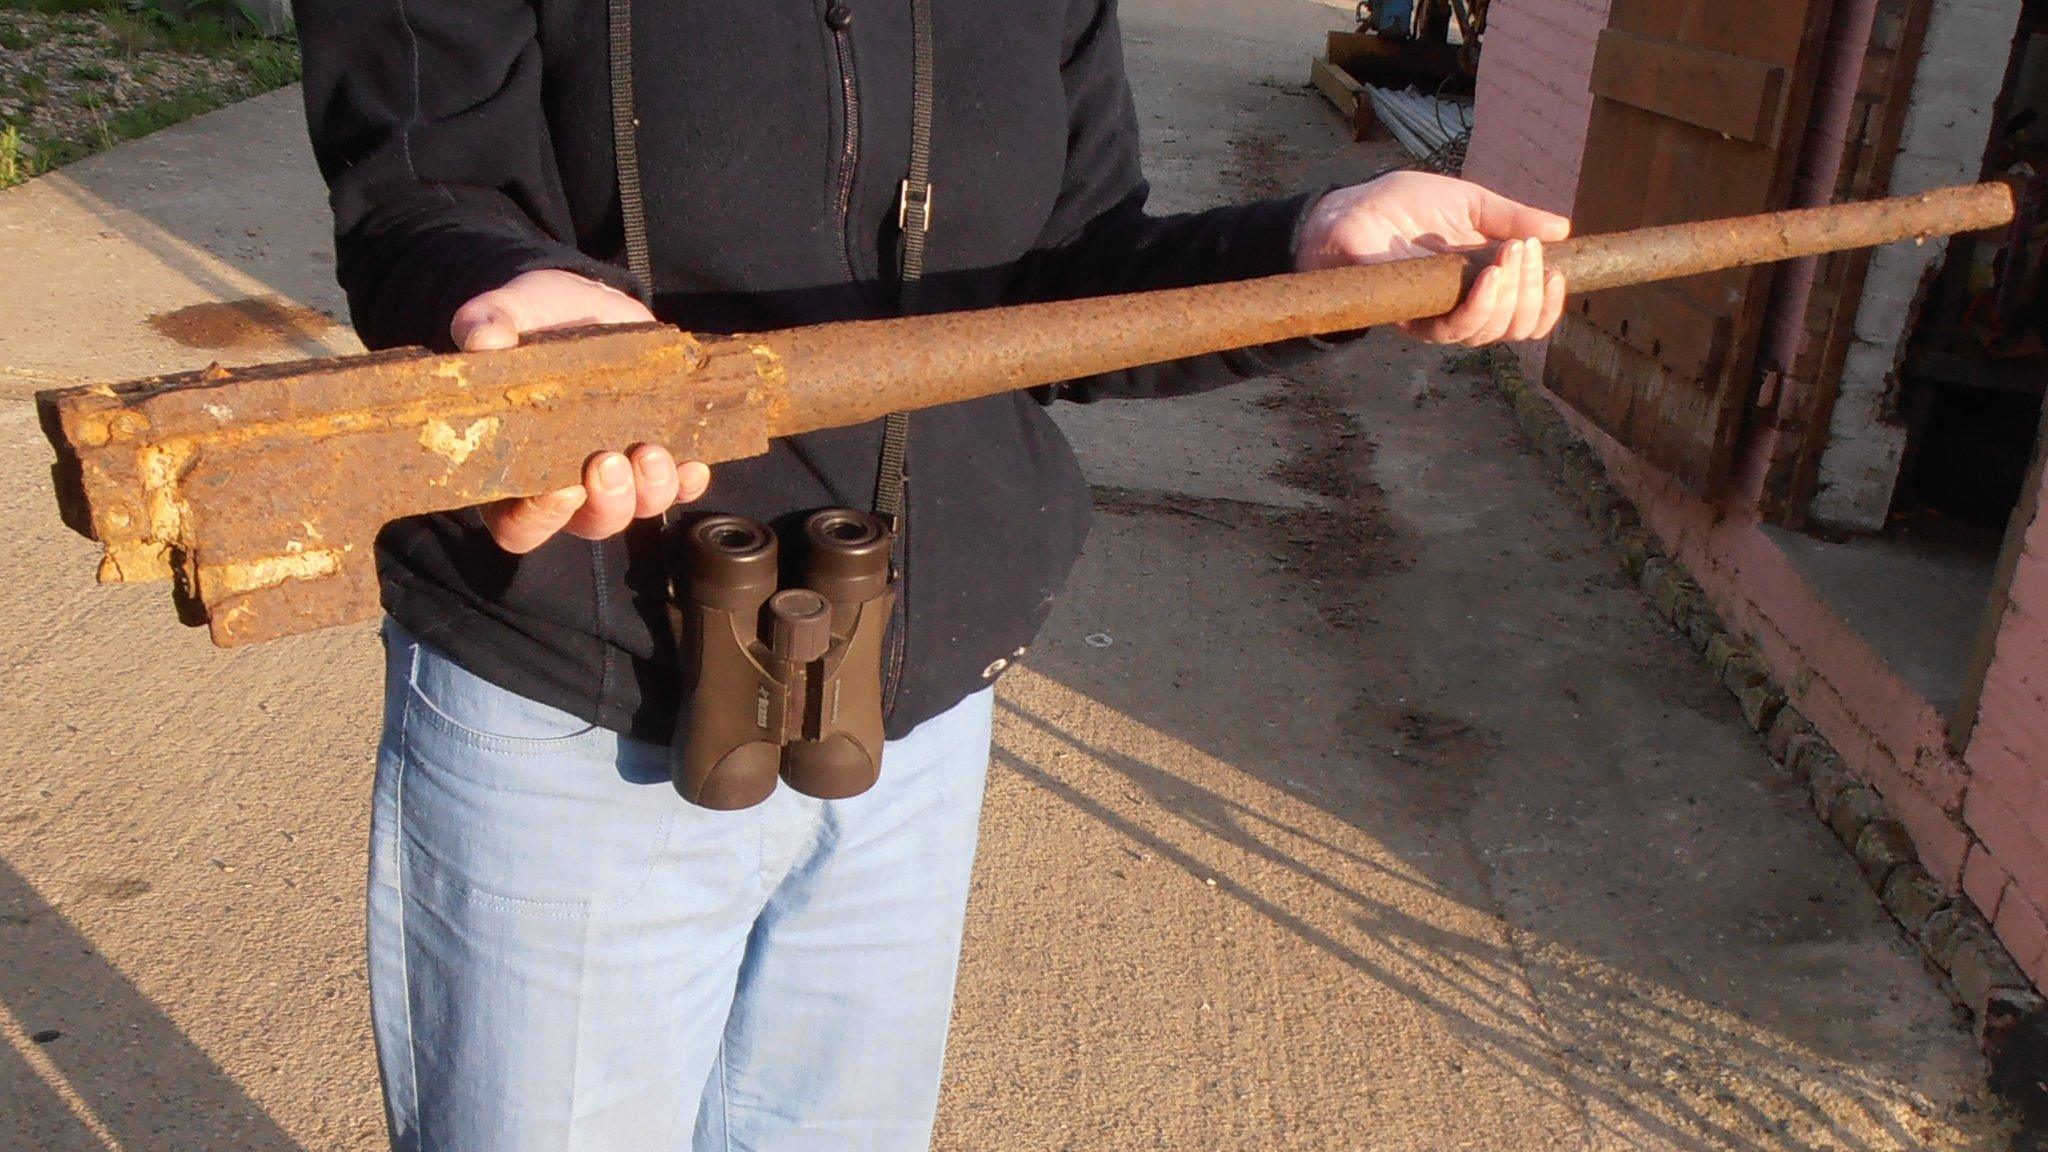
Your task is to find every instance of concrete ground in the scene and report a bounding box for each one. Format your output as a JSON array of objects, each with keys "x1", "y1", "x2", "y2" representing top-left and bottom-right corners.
[{"x1": 0, "y1": 2, "x2": 2017, "y2": 1149}]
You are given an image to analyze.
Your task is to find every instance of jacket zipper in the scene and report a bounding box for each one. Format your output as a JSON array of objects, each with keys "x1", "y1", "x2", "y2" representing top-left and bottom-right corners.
[{"x1": 828, "y1": 8, "x2": 860, "y2": 285}]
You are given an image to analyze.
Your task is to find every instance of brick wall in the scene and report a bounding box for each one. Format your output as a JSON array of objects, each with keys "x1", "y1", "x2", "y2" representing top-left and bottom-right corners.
[
  {"x1": 1810, "y1": 0, "x2": 2022, "y2": 530},
  {"x1": 1962, "y1": 458, "x2": 2048, "y2": 987},
  {"x1": 1769, "y1": 0, "x2": 1926, "y2": 512},
  {"x1": 1463, "y1": 0, "x2": 1614, "y2": 382},
  {"x1": 1783, "y1": 0, "x2": 1921, "y2": 387},
  {"x1": 1462, "y1": 0, "x2": 1612, "y2": 217}
]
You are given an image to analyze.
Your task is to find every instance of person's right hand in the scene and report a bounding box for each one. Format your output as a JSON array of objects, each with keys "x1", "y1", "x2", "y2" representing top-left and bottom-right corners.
[{"x1": 450, "y1": 270, "x2": 713, "y2": 554}]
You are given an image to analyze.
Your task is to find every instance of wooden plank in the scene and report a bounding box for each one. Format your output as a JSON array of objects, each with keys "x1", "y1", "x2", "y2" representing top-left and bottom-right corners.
[
  {"x1": 1546, "y1": 0, "x2": 1832, "y2": 498},
  {"x1": 1615, "y1": 1, "x2": 1811, "y2": 62},
  {"x1": 1310, "y1": 55, "x2": 1376, "y2": 142},
  {"x1": 1583, "y1": 282, "x2": 1735, "y2": 383},
  {"x1": 1549, "y1": 314, "x2": 1739, "y2": 492},
  {"x1": 1590, "y1": 29, "x2": 1789, "y2": 146}
]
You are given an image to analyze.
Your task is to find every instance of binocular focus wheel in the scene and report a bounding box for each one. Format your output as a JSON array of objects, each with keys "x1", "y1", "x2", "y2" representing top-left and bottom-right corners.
[{"x1": 769, "y1": 589, "x2": 833, "y2": 665}]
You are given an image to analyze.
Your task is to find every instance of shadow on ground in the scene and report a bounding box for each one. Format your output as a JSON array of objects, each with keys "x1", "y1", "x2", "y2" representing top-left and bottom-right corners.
[
  {"x1": 0, "y1": 858, "x2": 306, "y2": 1150},
  {"x1": 941, "y1": 330, "x2": 2009, "y2": 1149}
]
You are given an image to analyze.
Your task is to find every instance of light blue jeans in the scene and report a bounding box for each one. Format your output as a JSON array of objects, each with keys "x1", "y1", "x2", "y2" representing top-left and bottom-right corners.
[{"x1": 369, "y1": 620, "x2": 995, "y2": 1151}]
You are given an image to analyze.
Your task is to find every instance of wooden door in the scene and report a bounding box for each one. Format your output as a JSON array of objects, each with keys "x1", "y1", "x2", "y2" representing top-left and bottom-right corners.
[{"x1": 1547, "y1": 0, "x2": 1835, "y2": 496}]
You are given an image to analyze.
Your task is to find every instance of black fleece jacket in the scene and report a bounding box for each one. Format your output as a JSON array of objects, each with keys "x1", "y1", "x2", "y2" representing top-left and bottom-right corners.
[{"x1": 295, "y1": 0, "x2": 1329, "y2": 741}]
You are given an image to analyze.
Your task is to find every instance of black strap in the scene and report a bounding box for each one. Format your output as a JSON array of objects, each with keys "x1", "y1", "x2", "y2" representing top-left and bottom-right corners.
[
  {"x1": 875, "y1": 0, "x2": 935, "y2": 524},
  {"x1": 606, "y1": 0, "x2": 652, "y2": 286},
  {"x1": 608, "y1": 0, "x2": 931, "y2": 522}
]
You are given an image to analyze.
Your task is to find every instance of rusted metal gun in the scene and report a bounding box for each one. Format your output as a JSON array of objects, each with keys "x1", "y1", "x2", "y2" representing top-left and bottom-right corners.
[{"x1": 38, "y1": 182, "x2": 2014, "y2": 646}]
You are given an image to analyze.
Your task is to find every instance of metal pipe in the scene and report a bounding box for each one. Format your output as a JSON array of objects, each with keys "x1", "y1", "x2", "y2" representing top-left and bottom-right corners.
[
  {"x1": 1756, "y1": 0, "x2": 1882, "y2": 405},
  {"x1": 764, "y1": 182, "x2": 2018, "y2": 437}
]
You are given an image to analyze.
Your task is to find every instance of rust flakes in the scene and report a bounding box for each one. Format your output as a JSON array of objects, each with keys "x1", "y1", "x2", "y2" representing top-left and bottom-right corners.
[
  {"x1": 203, "y1": 545, "x2": 345, "y2": 596},
  {"x1": 419, "y1": 416, "x2": 501, "y2": 467}
]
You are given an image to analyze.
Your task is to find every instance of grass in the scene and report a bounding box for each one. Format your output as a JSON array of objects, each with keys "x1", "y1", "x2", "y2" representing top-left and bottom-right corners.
[
  {"x1": 1442, "y1": 348, "x2": 1501, "y2": 377},
  {"x1": 30, "y1": 83, "x2": 255, "y2": 170},
  {"x1": 0, "y1": 0, "x2": 299, "y2": 190},
  {"x1": 239, "y1": 36, "x2": 298, "y2": 88},
  {"x1": 4, "y1": 0, "x2": 263, "y2": 53},
  {"x1": 0, "y1": 126, "x2": 21, "y2": 188}
]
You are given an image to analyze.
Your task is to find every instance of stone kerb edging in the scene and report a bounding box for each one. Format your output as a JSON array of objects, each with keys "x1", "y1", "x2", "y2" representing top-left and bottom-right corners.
[{"x1": 1477, "y1": 350, "x2": 2045, "y2": 1051}]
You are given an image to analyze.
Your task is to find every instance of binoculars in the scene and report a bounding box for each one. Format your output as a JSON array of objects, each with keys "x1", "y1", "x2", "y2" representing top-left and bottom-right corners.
[{"x1": 671, "y1": 509, "x2": 896, "y2": 809}]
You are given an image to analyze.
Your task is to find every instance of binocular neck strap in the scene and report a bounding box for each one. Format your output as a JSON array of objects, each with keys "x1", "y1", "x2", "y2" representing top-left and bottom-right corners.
[
  {"x1": 876, "y1": 0, "x2": 935, "y2": 523},
  {"x1": 606, "y1": 0, "x2": 653, "y2": 286}
]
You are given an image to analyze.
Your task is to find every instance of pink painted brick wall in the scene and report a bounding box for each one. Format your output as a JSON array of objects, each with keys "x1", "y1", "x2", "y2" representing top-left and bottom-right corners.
[
  {"x1": 1965, "y1": 482, "x2": 2048, "y2": 972},
  {"x1": 1994, "y1": 887, "x2": 2048, "y2": 990},
  {"x1": 1964, "y1": 841, "x2": 2014, "y2": 922},
  {"x1": 1463, "y1": 0, "x2": 1613, "y2": 216},
  {"x1": 1465, "y1": 0, "x2": 1613, "y2": 380}
]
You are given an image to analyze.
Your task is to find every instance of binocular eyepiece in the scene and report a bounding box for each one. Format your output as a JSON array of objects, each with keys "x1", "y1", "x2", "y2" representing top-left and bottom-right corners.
[{"x1": 671, "y1": 509, "x2": 896, "y2": 809}]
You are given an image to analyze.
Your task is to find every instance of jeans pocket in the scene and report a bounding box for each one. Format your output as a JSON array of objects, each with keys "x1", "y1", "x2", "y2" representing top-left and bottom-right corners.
[
  {"x1": 394, "y1": 702, "x2": 676, "y2": 914},
  {"x1": 403, "y1": 633, "x2": 601, "y2": 754}
]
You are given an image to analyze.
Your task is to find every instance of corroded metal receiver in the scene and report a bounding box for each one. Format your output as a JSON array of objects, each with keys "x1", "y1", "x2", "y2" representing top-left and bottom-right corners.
[{"x1": 37, "y1": 182, "x2": 2015, "y2": 645}]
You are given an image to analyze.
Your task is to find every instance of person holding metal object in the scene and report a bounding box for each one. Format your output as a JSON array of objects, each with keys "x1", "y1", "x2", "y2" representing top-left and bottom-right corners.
[{"x1": 293, "y1": 0, "x2": 1565, "y2": 1146}]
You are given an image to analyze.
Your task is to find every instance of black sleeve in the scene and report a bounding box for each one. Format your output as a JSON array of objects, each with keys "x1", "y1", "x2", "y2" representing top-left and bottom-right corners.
[
  {"x1": 1005, "y1": 0, "x2": 1341, "y2": 403},
  {"x1": 293, "y1": 0, "x2": 640, "y2": 352}
]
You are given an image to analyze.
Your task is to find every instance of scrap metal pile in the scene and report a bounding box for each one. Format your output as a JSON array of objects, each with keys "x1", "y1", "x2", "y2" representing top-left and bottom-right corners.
[
  {"x1": 1364, "y1": 85, "x2": 1472, "y2": 172},
  {"x1": 1312, "y1": 0, "x2": 1484, "y2": 144},
  {"x1": 35, "y1": 184, "x2": 2017, "y2": 647}
]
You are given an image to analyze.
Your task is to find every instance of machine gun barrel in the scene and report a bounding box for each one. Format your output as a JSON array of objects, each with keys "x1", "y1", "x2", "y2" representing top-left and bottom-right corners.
[{"x1": 36, "y1": 182, "x2": 2015, "y2": 646}]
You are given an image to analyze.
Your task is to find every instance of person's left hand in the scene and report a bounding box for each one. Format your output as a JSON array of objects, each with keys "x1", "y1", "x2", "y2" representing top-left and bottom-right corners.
[{"x1": 1296, "y1": 171, "x2": 1572, "y2": 347}]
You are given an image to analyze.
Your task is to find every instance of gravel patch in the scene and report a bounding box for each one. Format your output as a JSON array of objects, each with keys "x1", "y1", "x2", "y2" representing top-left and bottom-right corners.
[{"x1": 0, "y1": 6, "x2": 285, "y2": 180}]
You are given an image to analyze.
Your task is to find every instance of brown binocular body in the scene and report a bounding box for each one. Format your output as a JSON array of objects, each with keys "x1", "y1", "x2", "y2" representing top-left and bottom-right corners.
[{"x1": 671, "y1": 509, "x2": 895, "y2": 809}]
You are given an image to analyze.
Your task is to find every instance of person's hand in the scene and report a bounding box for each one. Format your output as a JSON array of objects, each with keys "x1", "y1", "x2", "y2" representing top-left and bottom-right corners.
[
  {"x1": 450, "y1": 269, "x2": 712, "y2": 554},
  {"x1": 1296, "y1": 171, "x2": 1572, "y2": 347}
]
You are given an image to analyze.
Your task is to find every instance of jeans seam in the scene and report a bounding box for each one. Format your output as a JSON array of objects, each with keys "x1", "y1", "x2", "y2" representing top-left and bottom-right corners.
[
  {"x1": 717, "y1": 1039, "x2": 734, "y2": 1152},
  {"x1": 402, "y1": 685, "x2": 605, "y2": 754},
  {"x1": 453, "y1": 802, "x2": 673, "y2": 916},
  {"x1": 395, "y1": 644, "x2": 425, "y2": 1142}
]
